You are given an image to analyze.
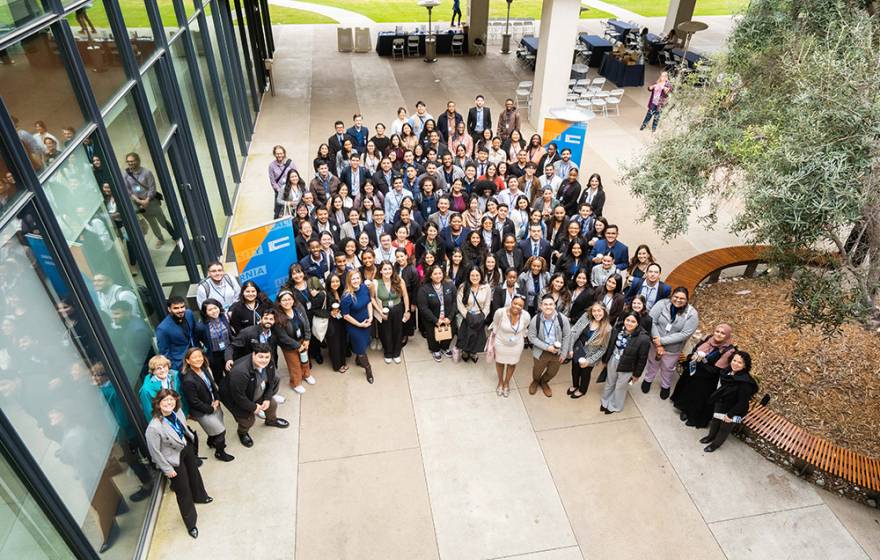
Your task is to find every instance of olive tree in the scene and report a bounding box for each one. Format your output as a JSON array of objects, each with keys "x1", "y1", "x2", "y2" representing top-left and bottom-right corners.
[{"x1": 623, "y1": 0, "x2": 880, "y2": 335}]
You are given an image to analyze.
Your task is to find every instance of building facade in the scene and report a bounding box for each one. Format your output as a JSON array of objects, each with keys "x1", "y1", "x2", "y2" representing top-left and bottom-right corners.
[{"x1": 0, "y1": 0, "x2": 271, "y2": 557}]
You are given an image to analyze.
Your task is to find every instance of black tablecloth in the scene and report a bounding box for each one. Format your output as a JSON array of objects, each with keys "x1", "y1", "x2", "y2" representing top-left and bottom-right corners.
[
  {"x1": 671, "y1": 48, "x2": 706, "y2": 66},
  {"x1": 599, "y1": 52, "x2": 644, "y2": 87},
  {"x1": 578, "y1": 34, "x2": 612, "y2": 67},
  {"x1": 607, "y1": 19, "x2": 638, "y2": 41},
  {"x1": 520, "y1": 36, "x2": 538, "y2": 54},
  {"x1": 376, "y1": 31, "x2": 467, "y2": 56}
]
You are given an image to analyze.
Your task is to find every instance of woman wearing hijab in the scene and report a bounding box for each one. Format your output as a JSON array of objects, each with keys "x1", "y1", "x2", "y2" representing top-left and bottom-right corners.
[
  {"x1": 672, "y1": 324, "x2": 736, "y2": 428},
  {"x1": 701, "y1": 351, "x2": 758, "y2": 452}
]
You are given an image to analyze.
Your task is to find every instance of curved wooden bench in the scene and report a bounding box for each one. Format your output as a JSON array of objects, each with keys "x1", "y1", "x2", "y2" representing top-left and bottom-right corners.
[
  {"x1": 667, "y1": 246, "x2": 879, "y2": 496},
  {"x1": 743, "y1": 404, "x2": 880, "y2": 493},
  {"x1": 664, "y1": 244, "x2": 771, "y2": 296}
]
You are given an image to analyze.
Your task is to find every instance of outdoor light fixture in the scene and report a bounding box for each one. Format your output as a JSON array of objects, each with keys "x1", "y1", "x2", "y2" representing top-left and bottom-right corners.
[
  {"x1": 419, "y1": 0, "x2": 441, "y2": 62},
  {"x1": 502, "y1": 0, "x2": 514, "y2": 54}
]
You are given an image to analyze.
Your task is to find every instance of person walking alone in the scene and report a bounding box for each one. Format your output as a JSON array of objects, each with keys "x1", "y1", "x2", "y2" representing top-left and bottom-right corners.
[{"x1": 640, "y1": 71, "x2": 672, "y2": 132}]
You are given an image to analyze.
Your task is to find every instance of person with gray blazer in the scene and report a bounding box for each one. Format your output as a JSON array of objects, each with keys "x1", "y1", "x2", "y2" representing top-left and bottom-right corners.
[
  {"x1": 527, "y1": 294, "x2": 572, "y2": 397},
  {"x1": 145, "y1": 388, "x2": 211, "y2": 539},
  {"x1": 642, "y1": 287, "x2": 699, "y2": 399}
]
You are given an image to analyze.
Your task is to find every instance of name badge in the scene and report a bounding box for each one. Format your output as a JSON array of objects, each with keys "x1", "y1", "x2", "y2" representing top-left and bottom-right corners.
[
  {"x1": 508, "y1": 336, "x2": 516, "y2": 343},
  {"x1": 218, "y1": 341, "x2": 226, "y2": 350},
  {"x1": 295, "y1": 328, "x2": 303, "y2": 339},
  {"x1": 665, "y1": 323, "x2": 673, "y2": 331}
]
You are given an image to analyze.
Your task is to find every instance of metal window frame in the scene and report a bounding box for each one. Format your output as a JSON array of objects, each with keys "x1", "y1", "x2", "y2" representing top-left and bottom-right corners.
[
  {"x1": 214, "y1": 0, "x2": 255, "y2": 137},
  {"x1": 230, "y1": 0, "x2": 260, "y2": 111},
  {"x1": 205, "y1": 0, "x2": 250, "y2": 154}
]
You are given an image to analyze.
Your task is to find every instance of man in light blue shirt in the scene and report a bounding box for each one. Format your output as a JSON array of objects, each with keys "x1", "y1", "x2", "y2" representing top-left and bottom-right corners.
[{"x1": 384, "y1": 176, "x2": 413, "y2": 223}]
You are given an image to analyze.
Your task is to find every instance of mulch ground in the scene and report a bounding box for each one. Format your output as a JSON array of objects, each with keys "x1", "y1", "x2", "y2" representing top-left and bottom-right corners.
[{"x1": 694, "y1": 277, "x2": 880, "y2": 459}]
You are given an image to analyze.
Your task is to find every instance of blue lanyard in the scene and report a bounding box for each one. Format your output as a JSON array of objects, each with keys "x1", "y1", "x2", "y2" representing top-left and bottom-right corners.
[{"x1": 164, "y1": 414, "x2": 185, "y2": 439}]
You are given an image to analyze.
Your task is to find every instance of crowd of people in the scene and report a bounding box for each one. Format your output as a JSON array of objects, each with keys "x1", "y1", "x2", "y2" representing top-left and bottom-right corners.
[{"x1": 143, "y1": 97, "x2": 758, "y2": 537}]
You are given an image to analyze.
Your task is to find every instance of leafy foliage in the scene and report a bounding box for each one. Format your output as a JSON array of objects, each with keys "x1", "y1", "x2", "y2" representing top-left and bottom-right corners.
[{"x1": 623, "y1": 0, "x2": 880, "y2": 333}]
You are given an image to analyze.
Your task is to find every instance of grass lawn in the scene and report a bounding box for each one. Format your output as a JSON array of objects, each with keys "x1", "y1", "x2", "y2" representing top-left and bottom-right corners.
[
  {"x1": 269, "y1": 5, "x2": 337, "y2": 24},
  {"x1": 600, "y1": 0, "x2": 749, "y2": 17},
  {"x1": 286, "y1": 0, "x2": 613, "y2": 23},
  {"x1": 64, "y1": 1, "x2": 183, "y2": 30}
]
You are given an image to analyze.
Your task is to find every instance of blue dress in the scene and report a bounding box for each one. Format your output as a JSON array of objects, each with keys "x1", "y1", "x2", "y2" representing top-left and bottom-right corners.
[{"x1": 341, "y1": 284, "x2": 371, "y2": 354}]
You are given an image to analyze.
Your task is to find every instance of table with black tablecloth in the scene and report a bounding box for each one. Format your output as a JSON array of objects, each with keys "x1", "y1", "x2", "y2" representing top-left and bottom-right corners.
[
  {"x1": 607, "y1": 19, "x2": 639, "y2": 41},
  {"x1": 671, "y1": 48, "x2": 706, "y2": 67},
  {"x1": 520, "y1": 36, "x2": 538, "y2": 54},
  {"x1": 376, "y1": 30, "x2": 467, "y2": 56},
  {"x1": 578, "y1": 34, "x2": 612, "y2": 67},
  {"x1": 599, "y1": 52, "x2": 644, "y2": 87}
]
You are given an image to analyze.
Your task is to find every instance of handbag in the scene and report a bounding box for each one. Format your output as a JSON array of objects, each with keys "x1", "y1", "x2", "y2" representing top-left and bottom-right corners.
[
  {"x1": 311, "y1": 295, "x2": 329, "y2": 342},
  {"x1": 434, "y1": 323, "x2": 452, "y2": 341},
  {"x1": 485, "y1": 330, "x2": 496, "y2": 362}
]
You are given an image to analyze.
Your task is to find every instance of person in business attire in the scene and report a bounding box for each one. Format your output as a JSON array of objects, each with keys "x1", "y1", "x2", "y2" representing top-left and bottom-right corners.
[
  {"x1": 198, "y1": 299, "x2": 234, "y2": 385},
  {"x1": 436, "y1": 101, "x2": 464, "y2": 141},
  {"x1": 228, "y1": 281, "x2": 271, "y2": 336},
  {"x1": 495, "y1": 233, "x2": 525, "y2": 275},
  {"x1": 220, "y1": 344, "x2": 290, "y2": 448},
  {"x1": 642, "y1": 287, "x2": 699, "y2": 399},
  {"x1": 496, "y1": 98, "x2": 521, "y2": 141},
  {"x1": 624, "y1": 263, "x2": 670, "y2": 310},
  {"x1": 274, "y1": 289, "x2": 314, "y2": 394},
  {"x1": 568, "y1": 303, "x2": 612, "y2": 398},
  {"x1": 518, "y1": 223, "x2": 552, "y2": 263},
  {"x1": 700, "y1": 351, "x2": 758, "y2": 452},
  {"x1": 269, "y1": 145, "x2": 294, "y2": 219},
  {"x1": 417, "y1": 265, "x2": 457, "y2": 362},
  {"x1": 590, "y1": 224, "x2": 629, "y2": 279},
  {"x1": 454, "y1": 267, "x2": 492, "y2": 362},
  {"x1": 145, "y1": 389, "x2": 211, "y2": 539},
  {"x1": 180, "y1": 347, "x2": 234, "y2": 462},
  {"x1": 327, "y1": 121, "x2": 349, "y2": 167},
  {"x1": 527, "y1": 294, "x2": 572, "y2": 398},
  {"x1": 324, "y1": 273, "x2": 349, "y2": 373},
  {"x1": 372, "y1": 157, "x2": 398, "y2": 195},
  {"x1": 518, "y1": 256, "x2": 551, "y2": 317},
  {"x1": 672, "y1": 323, "x2": 736, "y2": 428},
  {"x1": 578, "y1": 173, "x2": 606, "y2": 217},
  {"x1": 339, "y1": 153, "x2": 369, "y2": 198},
  {"x1": 599, "y1": 311, "x2": 651, "y2": 414},
  {"x1": 156, "y1": 296, "x2": 200, "y2": 371},
  {"x1": 340, "y1": 207, "x2": 367, "y2": 241},
  {"x1": 346, "y1": 113, "x2": 369, "y2": 154},
  {"x1": 340, "y1": 270, "x2": 375, "y2": 382},
  {"x1": 231, "y1": 309, "x2": 278, "y2": 364},
  {"x1": 556, "y1": 168, "x2": 582, "y2": 216},
  {"x1": 363, "y1": 207, "x2": 393, "y2": 248},
  {"x1": 488, "y1": 293, "x2": 530, "y2": 398},
  {"x1": 593, "y1": 273, "x2": 626, "y2": 325},
  {"x1": 567, "y1": 269, "x2": 594, "y2": 325}
]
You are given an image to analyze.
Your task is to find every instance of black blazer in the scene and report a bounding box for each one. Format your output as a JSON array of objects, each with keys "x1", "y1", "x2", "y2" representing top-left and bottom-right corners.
[
  {"x1": 231, "y1": 324, "x2": 278, "y2": 361},
  {"x1": 180, "y1": 369, "x2": 220, "y2": 419},
  {"x1": 228, "y1": 299, "x2": 270, "y2": 336},
  {"x1": 477, "y1": 228, "x2": 501, "y2": 254},
  {"x1": 363, "y1": 221, "x2": 393, "y2": 247},
  {"x1": 494, "y1": 247, "x2": 525, "y2": 274},
  {"x1": 601, "y1": 325, "x2": 651, "y2": 377},
  {"x1": 518, "y1": 238, "x2": 552, "y2": 263},
  {"x1": 578, "y1": 188, "x2": 606, "y2": 217},
  {"x1": 489, "y1": 285, "x2": 517, "y2": 324},
  {"x1": 417, "y1": 281, "x2": 457, "y2": 326},
  {"x1": 557, "y1": 180, "x2": 582, "y2": 216},
  {"x1": 440, "y1": 226, "x2": 471, "y2": 256},
  {"x1": 328, "y1": 132, "x2": 349, "y2": 163},
  {"x1": 339, "y1": 166, "x2": 368, "y2": 192},
  {"x1": 568, "y1": 287, "x2": 595, "y2": 324},
  {"x1": 466, "y1": 106, "x2": 493, "y2": 136},
  {"x1": 592, "y1": 287, "x2": 626, "y2": 324},
  {"x1": 372, "y1": 170, "x2": 398, "y2": 194},
  {"x1": 537, "y1": 151, "x2": 561, "y2": 172}
]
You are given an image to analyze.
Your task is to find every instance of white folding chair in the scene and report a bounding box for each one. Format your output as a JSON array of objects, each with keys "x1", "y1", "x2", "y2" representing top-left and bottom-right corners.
[
  {"x1": 576, "y1": 98, "x2": 592, "y2": 109},
  {"x1": 451, "y1": 34, "x2": 465, "y2": 56},
  {"x1": 591, "y1": 98, "x2": 607, "y2": 117},
  {"x1": 518, "y1": 80, "x2": 533, "y2": 89},
  {"x1": 610, "y1": 88, "x2": 625, "y2": 97},
  {"x1": 605, "y1": 96, "x2": 621, "y2": 116},
  {"x1": 391, "y1": 38, "x2": 405, "y2": 60},
  {"x1": 406, "y1": 35, "x2": 420, "y2": 57},
  {"x1": 591, "y1": 77, "x2": 606, "y2": 90},
  {"x1": 576, "y1": 78, "x2": 590, "y2": 86}
]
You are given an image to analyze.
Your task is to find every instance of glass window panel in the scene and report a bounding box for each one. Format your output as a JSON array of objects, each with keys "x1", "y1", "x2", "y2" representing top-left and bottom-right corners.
[
  {"x1": 64, "y1": 1, "x2": 128, "y2": 109},
  {"x1": 203, "y1": 5, "x2": 245, "y2": 156},
  {"x1": 0, "y1": 144, "x2": 24, "y2": 217},
  {"x1": 0, "y1": 202, "x2": 156, "y2": 558},
  {"x1": 0, "y1": 453, "x2": 75, "y2": 559},
  {"x1": 41, "y1": 137, "x2": 159, "y2": 388},
  {"x1": 0, "y1": 0, "x2": 46, "y2": 39},
  {"x1": 189, "y1": 18, "x2": 237, "y2": 195},
  {"x1": 169, "y1": 38, "x2": 227, "y2": 236},
  {"x1": 0, "y1": 25, "x2": 88, "y2": 177},
  {"x1": 229, "y1": 0, "x2": 256, "y2": 115},
  {"x1": 104, "y1": 90, "x2": 191, "y2": 290},
  {"x1": 154, "y1": 0, "x2": 181, "y2": 41},
  {"x1": 141, "y1": 65, "x2": 172, "y2": 143}
]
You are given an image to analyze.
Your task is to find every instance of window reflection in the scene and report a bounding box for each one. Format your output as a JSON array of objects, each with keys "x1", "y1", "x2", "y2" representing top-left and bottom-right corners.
[
  {"x1": 0, "y1": 151, "x2": 22, "y2": 215},
  {"x1": 0, "y1": 0, "x2": 46, "y2": 39},
  {"x1": 0, "y1": 27, "x2": 87, "y2": 175},
  {"x1": 0, "y1": 203, "x2": 155, "y2": 557}
]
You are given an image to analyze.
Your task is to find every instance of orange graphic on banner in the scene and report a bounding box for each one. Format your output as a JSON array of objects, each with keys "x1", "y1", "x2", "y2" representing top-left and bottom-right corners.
[
  {"x1": 542, "y1": 119, "x2": 570, "y2": 145},
  {"x1": 230, "y1": 224, "x2": 273, "y2": 273}
]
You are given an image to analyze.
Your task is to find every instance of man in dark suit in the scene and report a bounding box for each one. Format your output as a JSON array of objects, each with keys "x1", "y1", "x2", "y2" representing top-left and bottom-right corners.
[
  {"x1": 346, "y1": 113, "x2": 368, "y2": 155},
  {"x1": 339, "y1": 154, "x2": 368, "y2": 198},
  {"x1": 327, "y1": 121, "x2": 348, "y2": 167},
  {"x1": 363, "y1": 207, "x2": 393, "y2": 247},
  {"x1": 437, "y1": 101, "x2": 464, "y2": 141},
  {"x1": 518, "y1": 224, "x2": 552, "y2": 262},
  {"x1": 312, "y1": 207, "x2": 341, "y2": 243},
  {"x1": 494, "y1": 204, "x2": 517, "y2": 239},
  {"x1": 467, "y1": 95, "x2": 493, "y2": 142},
  {"x1": 624, "y1": 263, "x2": 671, "y2": 310},
  {"x1": 372, "y1": 158, "x2": 397, "y2": 194}
]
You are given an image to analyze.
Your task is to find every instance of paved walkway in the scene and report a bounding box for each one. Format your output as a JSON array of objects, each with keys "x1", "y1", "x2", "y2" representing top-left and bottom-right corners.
[
  {"x1": 268, "y1": 0, "x2": 375, "y2": 26},
  {"x1": 148, "y1": 24, "x2": 880, "y2": 560}
]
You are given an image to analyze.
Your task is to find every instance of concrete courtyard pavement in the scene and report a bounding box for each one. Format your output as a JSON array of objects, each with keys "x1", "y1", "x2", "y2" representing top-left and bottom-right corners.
[{"x1": 147, "y1": 24, "x2": 880, "y2": 560}]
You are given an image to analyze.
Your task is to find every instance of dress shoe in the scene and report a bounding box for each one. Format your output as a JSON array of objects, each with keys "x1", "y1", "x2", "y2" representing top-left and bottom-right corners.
[
  {"x1": 604, "y1": 409, "x2": 614, "y2": 415},
  {"x1": 570, "y1": 391, "x2": 584, "y2": 399},
  {"x1": 266, "y1": 418, "x2": 290, "y2": 428},
  {"x1": 567, "y1": 387, "x2": 576, "y2": 396},
  {"x1": 528, "y1": 380, "x2": 539, "y2": 395},
  {"x1": 599, "y1": 405, "x2": 607, "y2": 412},
  {"x1": 659, "y1": 387, "x2": 670, "y2": 400},
  {"x1": 129, "y1": 485, "x2": 151, "y2": 502},
  {"x1": 99, "y1": 521, "x2": 120, "y2": 553},
  {"x1": 195, "y1": 496, "x2": 213, "y2": 504},
  {"x1": 239, "y1": 433, "x2": 254, "y2": 447},
  {"x1": 215, "y1": 449, "x2": 235, "y2": 462},
  {"x1": 699, "y1": 435, "x2": 713, "y2": 444},
  {"x1": 367, "y1": 371, "x2": 374, "y2": 384},
  {"x1": 541, "y1": 382, "x2": 552, "y2": 397},
  {"x1": 641, "y1": 380, "x2": 651, "y2": 394},
  {"x1": 703, "y1": 444, "x2": 719, "y2": 453},
  {"x1": 189, "y1": 527, "x2": 199, "y2": 539}
]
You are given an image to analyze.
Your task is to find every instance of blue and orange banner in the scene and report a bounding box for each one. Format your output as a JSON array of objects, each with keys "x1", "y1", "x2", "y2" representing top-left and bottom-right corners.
[
  {"x1": 230, "y1": 218, "x2": 297, "y2": 300},
  {"x1": 543, "y1": 118, "x2": 588, "y2": 169}
]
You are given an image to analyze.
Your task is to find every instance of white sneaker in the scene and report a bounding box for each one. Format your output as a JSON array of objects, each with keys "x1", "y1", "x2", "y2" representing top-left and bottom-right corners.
[
  {"x1": 384, "y1": 357, "x2": 392, "y2": 364},
  {"x1": 256, "y1": 410, "x2": 266, "y2": 419},
  {"x1": 273, "y1": 394, "x2": 286, "y2": 404},
  {"x1": 293, "y1": 385, "x2": 306, "y2": 394},
  {"x1": 393, "y1": 356, "x2": 402, "y2": 364},
  {"x1": 304, "y1": 375, "x2": 316, "y2": 385}
]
